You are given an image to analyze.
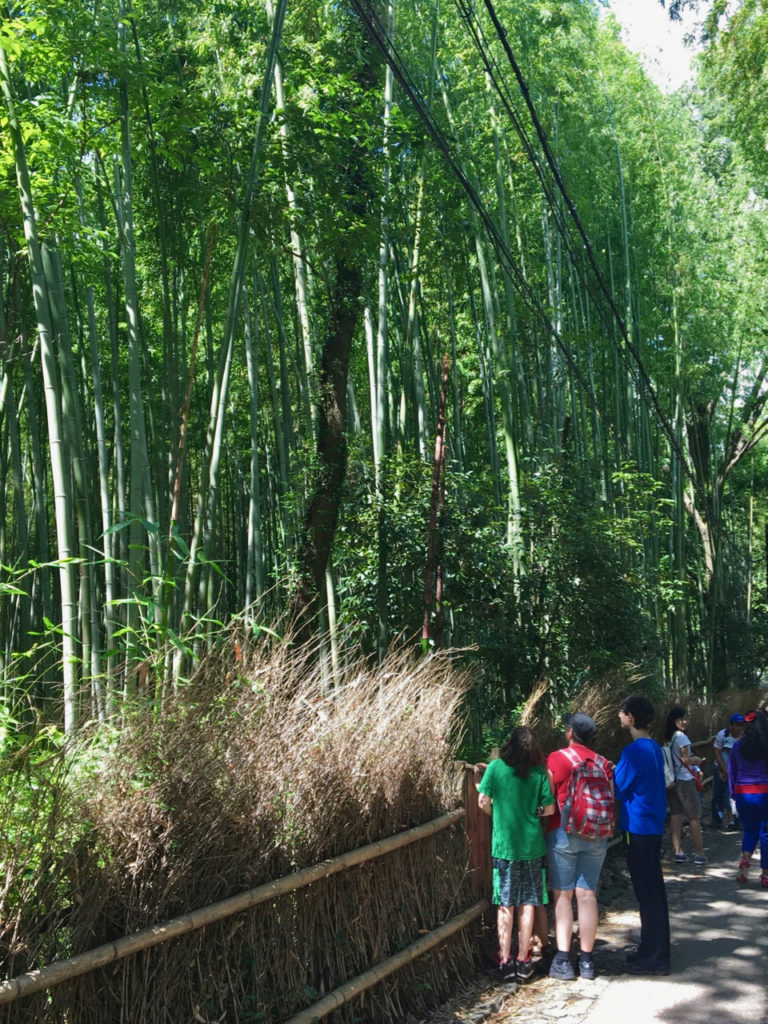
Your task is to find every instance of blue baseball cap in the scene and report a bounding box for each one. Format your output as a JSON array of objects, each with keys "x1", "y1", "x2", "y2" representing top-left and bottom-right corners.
[{"x1": 730, "y1": 713, "x2": 746, "y2": 724}]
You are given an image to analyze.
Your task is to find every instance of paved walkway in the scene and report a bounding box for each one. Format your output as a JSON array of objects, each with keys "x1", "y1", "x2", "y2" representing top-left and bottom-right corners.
[
  {"x1": 417, "y1": 826, "x2": 768, "y2": 1024},
  {"x1": 583, "y1": 826, "x2": 768, "y2": 1024}
]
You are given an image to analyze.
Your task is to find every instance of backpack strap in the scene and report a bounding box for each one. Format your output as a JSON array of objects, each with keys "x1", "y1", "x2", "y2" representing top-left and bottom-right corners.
[
  {"x1": 555, "y1": 747, "x2": 582, "y2": 810},
  {"x1": 562, "y1": 745, "x2": 612, "y2": 779},
  {"x1": 562, "y1": 746, "x2": 582, "y2": 769},
  {"x1": 670, "y1": 731, "x2": 689, "y2": 779}
]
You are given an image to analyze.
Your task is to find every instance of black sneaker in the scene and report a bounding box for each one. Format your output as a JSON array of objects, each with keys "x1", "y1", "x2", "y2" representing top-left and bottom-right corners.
[
  {"x1": 497, "y1": 957, "x2": 517, "y2": 982},
  {"x1": 532, "y1": 946, "x2": 553, "y2": 974},
  {"x1": 515, "y1": 957, "x2": 535, "y2": 981},
  {"x1": 579, "y1": 956, "x2": 596, "y2": 980},
  {"x1": 548, "y1": 956, "x2": 576, "y2": 981}
]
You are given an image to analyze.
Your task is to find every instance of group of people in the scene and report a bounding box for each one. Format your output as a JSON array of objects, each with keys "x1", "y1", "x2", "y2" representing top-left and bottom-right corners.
[
  {"x1": 662, "y1": 703, "x2": 768, "y2": 887},
  {"x1": 474, "y1": 697, "x2": 768, "y2": 984}
]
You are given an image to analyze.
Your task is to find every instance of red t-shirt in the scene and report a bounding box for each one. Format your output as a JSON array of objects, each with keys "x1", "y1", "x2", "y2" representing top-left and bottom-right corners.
[{"x1": 545, "y1": 743, "x2": 613, "y2": 833}]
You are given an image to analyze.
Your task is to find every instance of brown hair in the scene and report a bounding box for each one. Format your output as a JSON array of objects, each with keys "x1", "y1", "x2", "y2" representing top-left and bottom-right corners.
[{"x1": 499, "y1": 725, "x2": 545, "y2": 778}]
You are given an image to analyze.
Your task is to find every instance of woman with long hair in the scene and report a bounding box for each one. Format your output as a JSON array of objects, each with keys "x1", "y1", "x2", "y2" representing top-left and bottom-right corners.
[
  {"x1": 475, "y1": 726, "x2": 555, "y2": 982},
  {"x1": 663, "y1": 706, "x2": 706, "y2": 864},
  {"x1": 729, "y1": 709, "x2": 768, "y2": 886}
]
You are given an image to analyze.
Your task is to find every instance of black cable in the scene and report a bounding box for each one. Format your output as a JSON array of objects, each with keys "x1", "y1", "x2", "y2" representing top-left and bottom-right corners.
[
  {"x1": 476, "y1": 0, "x2": 695, "y2": 483},
  {"x1": 349, "y1": 0, "x2": 621, "y2": 448}
]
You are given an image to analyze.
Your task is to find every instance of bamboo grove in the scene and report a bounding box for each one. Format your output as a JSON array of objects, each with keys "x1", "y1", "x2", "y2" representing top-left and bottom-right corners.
[{"x1": 1, "y1": 0, "x2": 767, "y2": 735}]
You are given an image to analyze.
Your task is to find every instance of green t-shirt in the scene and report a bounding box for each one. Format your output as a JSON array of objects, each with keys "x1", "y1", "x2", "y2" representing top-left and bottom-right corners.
[{"x1": 477, "y1": 758, "x2": 553, "y2": 862}]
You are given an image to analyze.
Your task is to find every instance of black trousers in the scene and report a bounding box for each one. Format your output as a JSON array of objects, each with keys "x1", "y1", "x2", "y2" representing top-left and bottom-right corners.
[{"x1": 624, "y1": 831, "x2": 671, "y2": 969}]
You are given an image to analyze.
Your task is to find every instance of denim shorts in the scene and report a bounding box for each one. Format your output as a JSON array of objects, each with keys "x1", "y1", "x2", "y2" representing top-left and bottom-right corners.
[{"x1": 546, "y1": 826, "x2": 608, "y2": 892}]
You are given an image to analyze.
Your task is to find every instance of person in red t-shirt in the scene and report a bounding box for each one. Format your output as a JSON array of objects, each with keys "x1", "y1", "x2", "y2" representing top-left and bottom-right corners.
[{"x1": 545, "y1": 713, "x2": 613, "y2": 981}]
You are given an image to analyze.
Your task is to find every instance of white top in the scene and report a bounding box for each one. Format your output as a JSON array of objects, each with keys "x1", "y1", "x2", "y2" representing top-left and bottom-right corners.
[
  {"x1": 713, "y1": 727, "x2": 737, "y2": 752},
  {"x1": 670, "y1": 730, "x2": 694, "y2": 782}
]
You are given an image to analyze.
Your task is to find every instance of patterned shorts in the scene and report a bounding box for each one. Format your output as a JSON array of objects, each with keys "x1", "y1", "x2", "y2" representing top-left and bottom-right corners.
[{"x1": 491, "y1": 855, "x2": 547, "y2": 907}]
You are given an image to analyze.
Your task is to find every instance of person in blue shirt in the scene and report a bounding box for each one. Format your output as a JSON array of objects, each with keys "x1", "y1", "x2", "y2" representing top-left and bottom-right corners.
[{"x1": 614, "y1": 695, "x2": 671, "y2": 975}]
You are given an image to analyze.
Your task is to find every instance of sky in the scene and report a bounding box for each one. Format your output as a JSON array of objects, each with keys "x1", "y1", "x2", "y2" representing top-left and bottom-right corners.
[{"x1": 607, "y1": 0, "x2": 704, "y2": 92}]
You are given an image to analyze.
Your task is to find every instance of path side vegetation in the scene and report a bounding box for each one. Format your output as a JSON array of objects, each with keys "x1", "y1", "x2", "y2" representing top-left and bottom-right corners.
[{"x1": 0, "y1": 640, "x2": 475, "y2": 1022}]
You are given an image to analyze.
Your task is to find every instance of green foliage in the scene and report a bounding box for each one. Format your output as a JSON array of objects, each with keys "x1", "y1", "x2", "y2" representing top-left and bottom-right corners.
[{"x1": 2, "y1": 0, "x2": 768, "y2": 740}]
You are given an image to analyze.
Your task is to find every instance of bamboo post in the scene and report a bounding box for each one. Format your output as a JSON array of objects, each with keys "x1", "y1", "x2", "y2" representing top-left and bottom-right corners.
[
  {"x1": 463, "y1": 764, "x2": 491, "y2": 902},
  {"x1": 0, "y1": 809, "x2": 464, "y2": 1007}
]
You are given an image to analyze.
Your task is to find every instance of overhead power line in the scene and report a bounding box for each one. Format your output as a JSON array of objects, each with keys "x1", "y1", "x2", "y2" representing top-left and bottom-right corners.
[
  {"x1": 350, "y1": 0, "x2": 697, "y2": 486},
  {"x1": 471, "y1": 0, "x2": 694, "y2": 482},
  {"x1": 349, "y1": 0, "x2": 621, "y2": 446}
]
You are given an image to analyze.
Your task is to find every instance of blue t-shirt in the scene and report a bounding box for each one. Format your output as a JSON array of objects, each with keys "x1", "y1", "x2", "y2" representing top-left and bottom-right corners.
[{"x1": 614, "y1": 736, "x2": 667, "y2": 835}]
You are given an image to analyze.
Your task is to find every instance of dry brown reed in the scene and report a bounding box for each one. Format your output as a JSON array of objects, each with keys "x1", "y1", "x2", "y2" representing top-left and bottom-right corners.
[
  {"x1": 0, "y1": 635, "x2": 477, "y2": 1024},
  {"x1": 531, "y1": 670, "x2": 766, "y2": 766}
]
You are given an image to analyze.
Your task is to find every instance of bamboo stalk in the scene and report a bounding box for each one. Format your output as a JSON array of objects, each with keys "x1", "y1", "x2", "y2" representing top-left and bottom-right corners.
[
  {"x1": 0, "y1": 44, "x2": 79, "y2": 730},
  {"x1": 0, "y1": 809, "x2": 464, "y2": 1006},
  {"x1": 283, "y1": 899, "x2": 488, "y2": 1024},
  {"x1": 422, "y1": 355, "x2": 450, "y2": 652},
  {"x1": 179, "y1": 0, "x2": 288, "y2": 650}
]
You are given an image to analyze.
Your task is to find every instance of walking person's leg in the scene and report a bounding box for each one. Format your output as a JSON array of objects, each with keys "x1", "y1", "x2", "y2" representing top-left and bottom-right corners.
[
  {"x1": 490, "y1": 857, "x2": 517, "y2": 978},
  {"x1": 574, "y1": 887, "x2": 599, "y2": 952},
  {"x1": 546, "y1": 828, "x2": 576, "y2": 980},
  {"x1": 573, "y1": 837, "x2": 607, "y2": 979},
  {"x1": 512, "y1": 857, "x2": 546, "y2": 980},
  {"x1": 497, "y1": 905, "x2": 514, "y2": 963},
  {"x1": 735, "y1": 795, "x2": 761, "y2": 882},
  {"x1": 688, "y1": 815, "x2": 705, "y2": 858},
  {"x1": 679, "y1": 780, "x2": 706, "y2": 859},
  {"x1": 515, "y1": 903, "x2": 534, "y2": 966},
  {"x1": 710, "y1": 769, "x2": 725, "y2": 826},
  {"x1": 759, "y1": 820, "x2": 768, "y2": 887},
  {"x1": 755, "y1": 796, "x2": 768, "y2": 886},
  {"x1": 551, "y1": 888, "x2": 574, "y2": 953},
  {"x1": 670, "y1": 812, "x2": 684, "y2": 856},
  {"x1": 532, "y1": 903, "x2": 551, "y2": 958},
  {"x1": 667, "y1": 779, "x2": 686, "y2": 858}
]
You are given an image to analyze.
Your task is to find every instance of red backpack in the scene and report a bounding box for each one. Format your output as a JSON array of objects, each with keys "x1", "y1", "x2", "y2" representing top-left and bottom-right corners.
[{"x1": 560, "y1": 747, "x2": 614, "y2": 840}]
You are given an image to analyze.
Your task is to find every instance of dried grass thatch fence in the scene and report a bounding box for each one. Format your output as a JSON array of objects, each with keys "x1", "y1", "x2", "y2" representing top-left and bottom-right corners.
[
  {"x1": 0, "y1": 639, "x2": 488, "y2": 1024},
  {"x1": 0, "y1": 808, "x2": 488, "y2": 1020},
  {"x1": 4, "y1": 641, "x2": 751, "y2": 1023}
]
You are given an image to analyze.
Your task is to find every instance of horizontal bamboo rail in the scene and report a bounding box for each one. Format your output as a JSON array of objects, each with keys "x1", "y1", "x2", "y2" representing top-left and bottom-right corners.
[
  {"x1": 284, "y1": 899, "x2": 489, "y2": 1024},
  {"x1": 0, "y1": 808, "x2": 465, "y2": 1007}
]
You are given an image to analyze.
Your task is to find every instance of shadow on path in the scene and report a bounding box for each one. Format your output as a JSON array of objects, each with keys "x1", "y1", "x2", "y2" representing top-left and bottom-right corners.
[
  {"x1": 583, "y1": 826, "x2": 768, "y2": 1024},
  {"x1": 415, "y1": 824, "x2": 768, "y2": 1024}
]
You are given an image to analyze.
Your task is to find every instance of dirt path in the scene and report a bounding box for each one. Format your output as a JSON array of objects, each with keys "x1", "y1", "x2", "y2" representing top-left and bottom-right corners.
[{"x1": 416, "y1": 825, "x2": 767, "y2": 1024}]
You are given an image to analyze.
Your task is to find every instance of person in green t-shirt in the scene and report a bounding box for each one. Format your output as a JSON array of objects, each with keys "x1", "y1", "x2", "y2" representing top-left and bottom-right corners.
[{"x1": 476, "y1": 726, "x2": 555, "y2": 981}]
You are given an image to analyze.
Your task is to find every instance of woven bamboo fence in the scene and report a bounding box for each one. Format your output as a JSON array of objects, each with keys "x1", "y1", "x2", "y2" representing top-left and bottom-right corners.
[
  {"x1": 0, "y1": 642, "x2": 489, "y2": 1024},
  {"x1": 0, "y1": 775, "x2": 489, "y2": 1024}
]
